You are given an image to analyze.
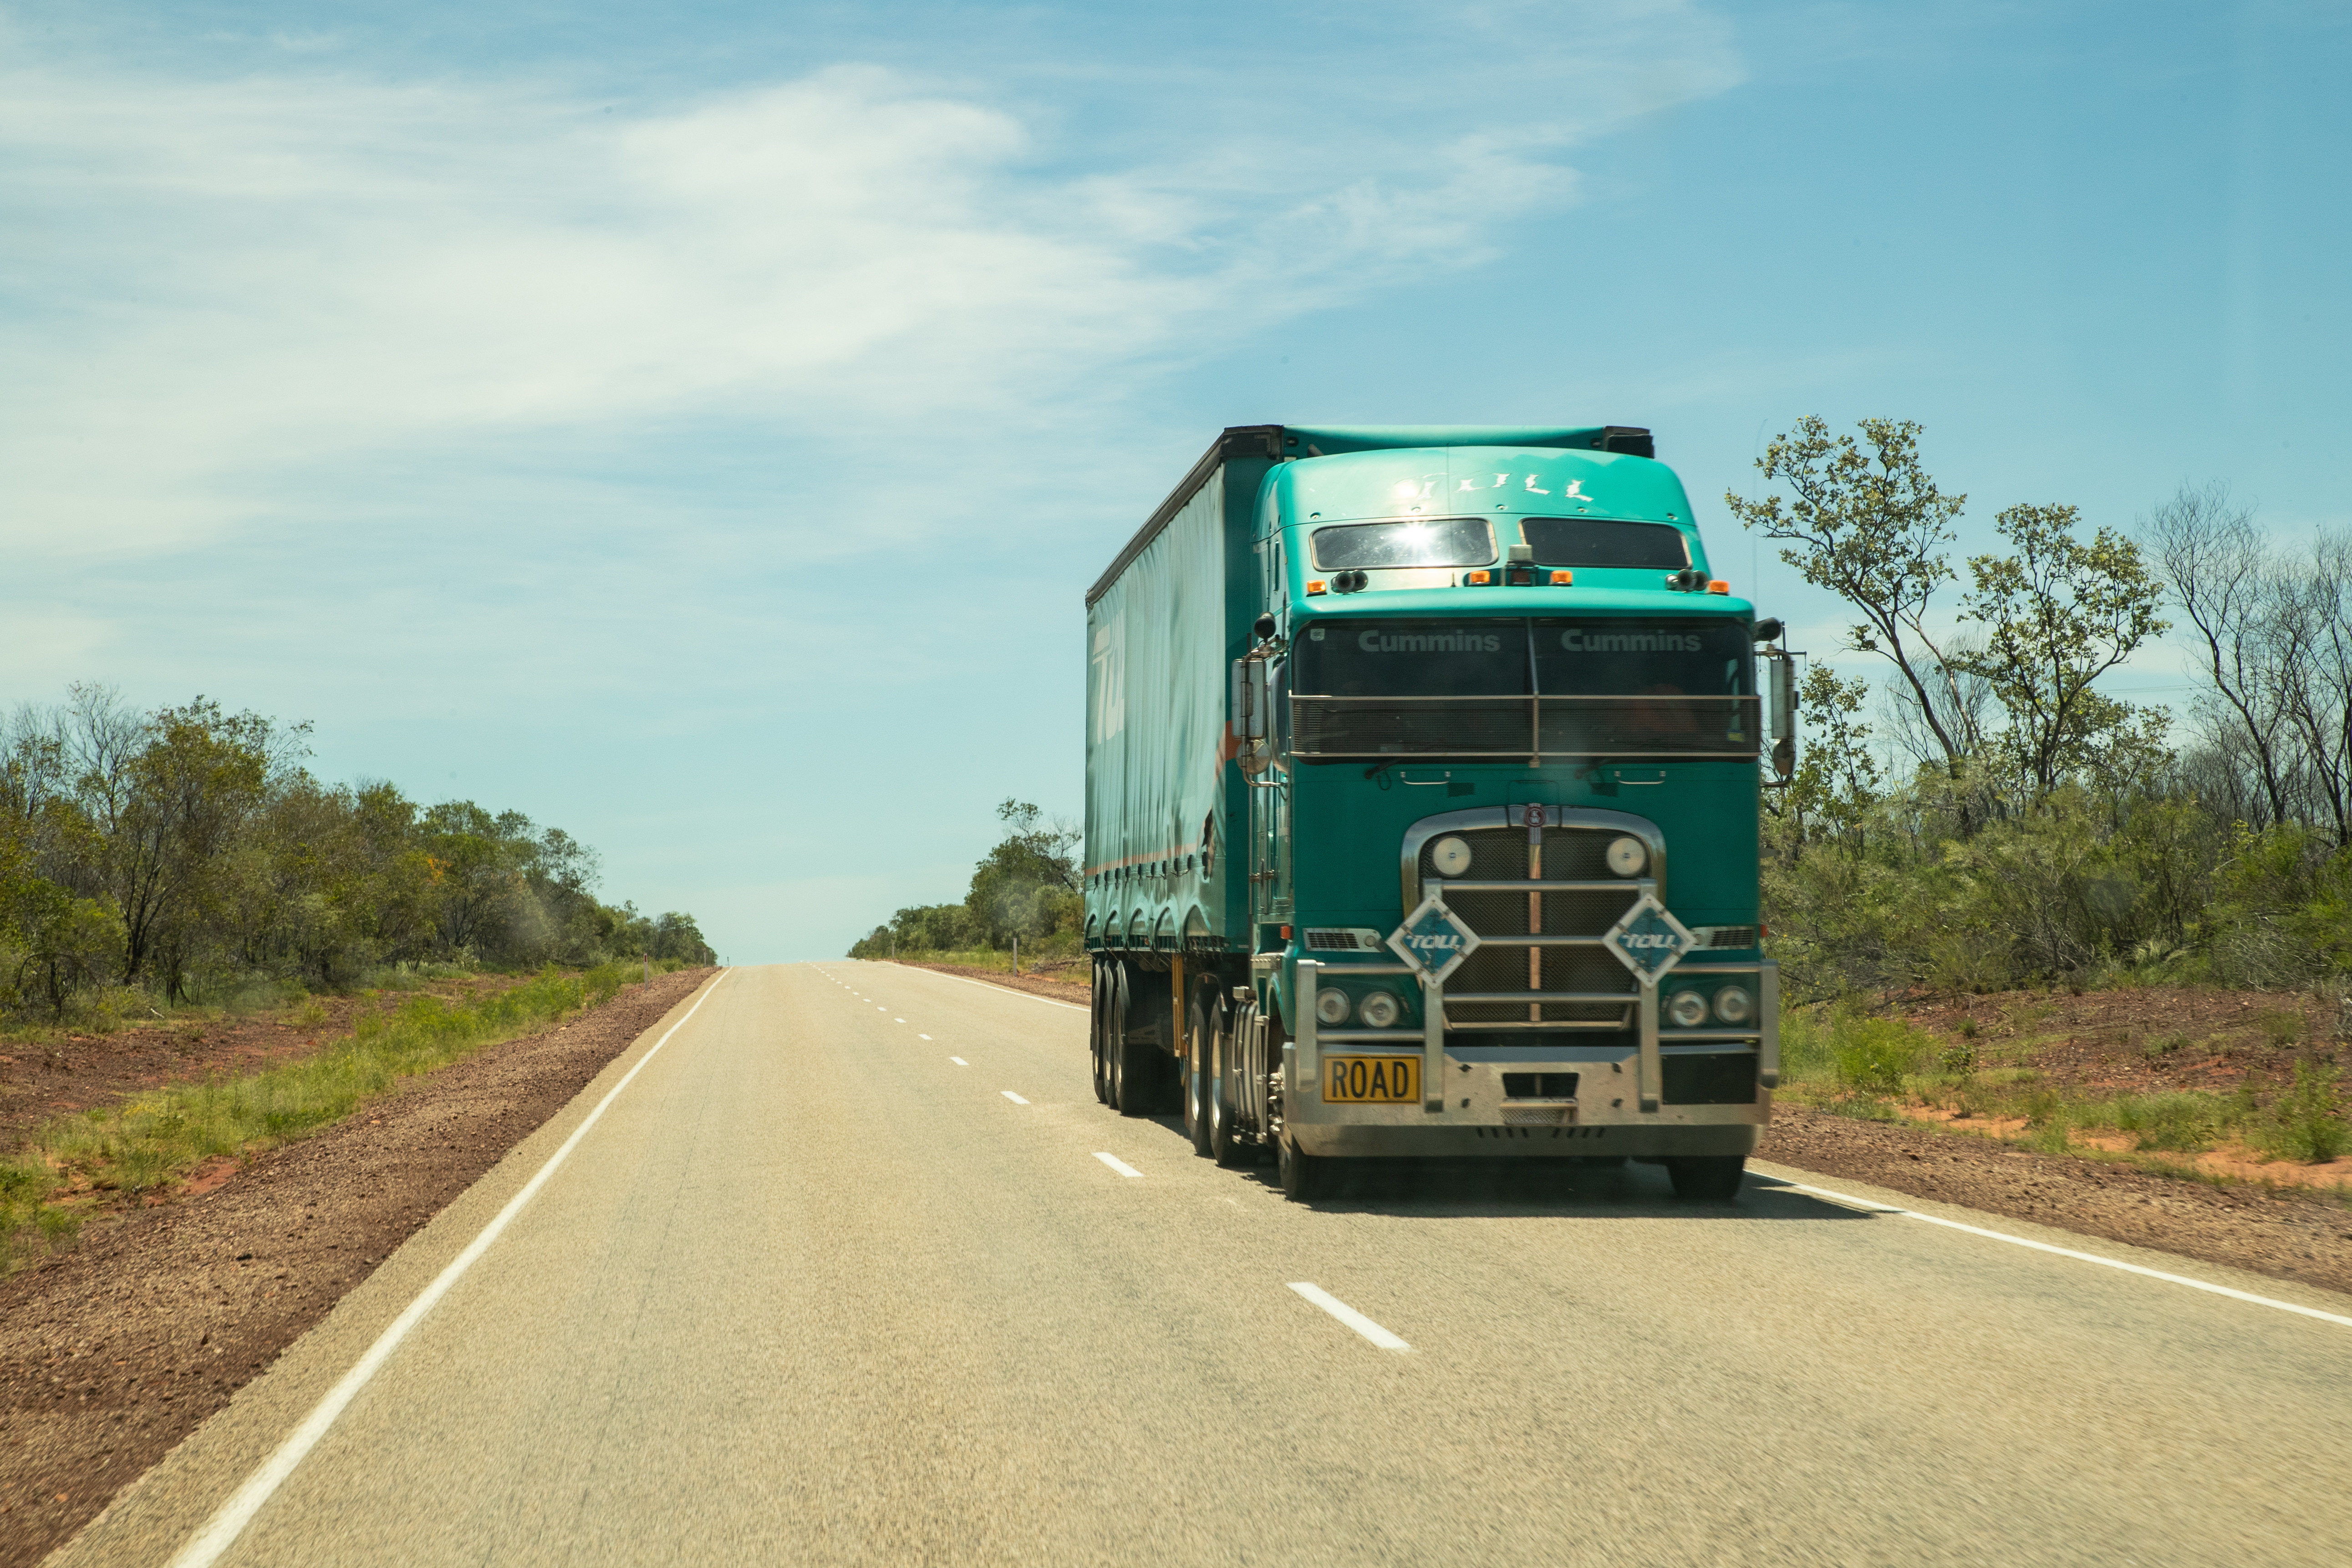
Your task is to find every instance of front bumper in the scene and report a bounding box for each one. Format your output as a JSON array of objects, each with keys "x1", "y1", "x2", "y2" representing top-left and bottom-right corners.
[{"x1": 1285, "y1": 955, "x2": 1776, "y2": 1159}]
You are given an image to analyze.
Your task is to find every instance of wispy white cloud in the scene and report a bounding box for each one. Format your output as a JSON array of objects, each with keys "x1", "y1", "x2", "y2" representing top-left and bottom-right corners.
[{"x1": 0, "y1": 6, "x2": 1742, "y2": 557}]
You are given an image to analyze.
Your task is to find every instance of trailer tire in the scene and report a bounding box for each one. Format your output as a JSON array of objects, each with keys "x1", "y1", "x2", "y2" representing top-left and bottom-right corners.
[
  {"x1": 1278, "y1": 1135, "x2": 1325, "y2": 1201},
  {"x1": 1185, "y1": 994, "x2": 1216, "y2": 1156},
  {"x1": 1665, "y1": 1156, "x2": 1746, "y2": 1201},
  {"x1": 1112, "y1": 969, "x2": 1158, "y2": 1117},
  {"x1": 1089, "y1": 959, "x2": 1112, "y2": 1105}
]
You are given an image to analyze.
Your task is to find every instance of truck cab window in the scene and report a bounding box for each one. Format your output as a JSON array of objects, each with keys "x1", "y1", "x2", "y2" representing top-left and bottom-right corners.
[
  {"x1": 1520, "y1": 516, "x2": 1689, "y2": 570},
  {"x1": 1310, "y1": 518, "x2": 1495, "y2": 570}
]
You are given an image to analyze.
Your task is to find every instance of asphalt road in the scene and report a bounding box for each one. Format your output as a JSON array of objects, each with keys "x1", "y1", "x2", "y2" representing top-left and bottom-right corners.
[{"x1": 55, "y1": 963, "x2": 2352, "y2": 1567}]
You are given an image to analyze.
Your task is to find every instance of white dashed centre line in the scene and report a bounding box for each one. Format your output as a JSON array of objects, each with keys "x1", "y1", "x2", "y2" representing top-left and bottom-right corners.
[
  {"x1": 1001, "y1": 1090, "x2": 1029, "y2": 1105},
  {"x1": 895, "y1": 1018, "x2": 906, "y2": 1023},
  {"x1": 1093, "y1": 1152, "x2": 1142, "y2": 1179},
  {"x1": 1289, "y1": 1283, "x2": 1411, "y2": 1351},
  {"x1": 919, "y1": 1034, "x2": 932, "y2": 1040},
  {"x1": 950, "y1": 1057, "x2": 967, "y2": 1066}
]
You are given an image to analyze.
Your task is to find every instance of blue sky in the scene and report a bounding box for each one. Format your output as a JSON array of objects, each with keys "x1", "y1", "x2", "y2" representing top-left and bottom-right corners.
[{"x1": 4, "y1": 1, "x2": 2347, "y2": 961}]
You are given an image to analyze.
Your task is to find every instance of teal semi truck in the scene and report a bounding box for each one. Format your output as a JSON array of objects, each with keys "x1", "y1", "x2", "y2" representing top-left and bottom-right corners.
[{"x1": 1083, "y1": 426, "x2": 1792, "y2": 1201}]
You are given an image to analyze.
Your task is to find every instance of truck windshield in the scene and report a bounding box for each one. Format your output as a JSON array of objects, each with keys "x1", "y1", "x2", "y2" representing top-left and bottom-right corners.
[
  {"x1": 1291, "y1": 618, "x2": 1754, "y2": 762},
  {"x1": 1520, "y1": 516, "x2": 1689, "y2": 569},
  {"x1": 1310, "y1": 518, "x2": 1494, "y2": 570}
]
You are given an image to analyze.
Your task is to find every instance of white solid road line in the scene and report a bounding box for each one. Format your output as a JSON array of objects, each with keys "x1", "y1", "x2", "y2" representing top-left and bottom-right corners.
[
  {"x1": 950, "y1": 1057, "x2": 967, "y2": 1066},
  {"x1": 904, "y1": 967, "x2": 1089, "y2": 1012},
  {"x1": 166, "y1": 972, "x2": 733, "y2": 1568},
  {"x1": 1765, "y1": 1176, "x2": 2352, "y2": 1330},
  {"x1": 1093, "y1": 1152, "x2": 1143, "y2": 1179},
  {"x1": 1288, "y1": 1283, "x2": 1411, "y2": 1352},
  {"x1": 1002, "y1": 1090, "x2": 1030, "y2": 1105}
]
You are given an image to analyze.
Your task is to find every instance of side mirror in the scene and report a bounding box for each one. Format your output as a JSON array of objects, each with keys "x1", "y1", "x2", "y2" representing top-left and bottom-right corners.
[
  {"x1": 1764, "y1": 649, "x2": 1796, "y2": 783},
  {"x1": 1231, "y1": 655, "x2": 1269, "y2": 741}
]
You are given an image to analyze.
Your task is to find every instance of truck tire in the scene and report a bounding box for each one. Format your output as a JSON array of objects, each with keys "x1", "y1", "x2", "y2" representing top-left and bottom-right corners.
[
  {"x1": 1089, "y1": 960, "x2": 1111, "y2": 1105},
  {"x1": 1665, "y1": 1155, "x2": 1746, "y2": 1201},
  {"x1": 1185, "y1": 994, "x2": 1215, "y2": 1156},
  {"x1": 1278, "y1": 1135, "x2": 1326, "y2": 1201},
  {"x1": 1112, "y1": 969, "x2": 1158, "y2": 1117},
  {"x1": 1208, "y1": 1005, "x2": 1247, "y2": 1166}
]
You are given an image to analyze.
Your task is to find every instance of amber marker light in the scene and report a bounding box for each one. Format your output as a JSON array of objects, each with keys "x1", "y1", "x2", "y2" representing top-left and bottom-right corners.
[
  {"x1": 1306, "y1": 579, "x2": 1329, "y2": 595},
  {"x1": 1465, "y1": 569, "x2": 1493, "y2": 585},
  {"x1": 1550, "y1": 570, "x2": 1573, "y2": 585},
  {"x1": 1707, "y1": 580, "x2": 1730, "y2": 594}
]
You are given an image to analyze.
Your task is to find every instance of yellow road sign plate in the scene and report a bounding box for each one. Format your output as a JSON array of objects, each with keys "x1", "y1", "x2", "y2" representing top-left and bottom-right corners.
[{"x1": 1322, "y1": 1055, "x2": 1421, "y2": 1105}]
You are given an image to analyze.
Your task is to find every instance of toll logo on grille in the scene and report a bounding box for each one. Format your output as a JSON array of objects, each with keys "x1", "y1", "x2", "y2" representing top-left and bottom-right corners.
[
  {"x1": 1386, "y1": 895, "x2": 1479, "y2": 984},
  {"x1": 1601, "y1": 894, "x2": 1696, "y2": 987}
]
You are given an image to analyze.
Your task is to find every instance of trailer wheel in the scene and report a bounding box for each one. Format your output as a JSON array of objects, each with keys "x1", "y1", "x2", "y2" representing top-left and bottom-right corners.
[
  {"x1": 1089, "y1": 959, "x2": 1111, "y2": 1105},
  {"x1": 1665, "y1": 1156, "x2": 1746, "y2": 1201},
  {"x1": 1278, "y1": 1135, "x2": 1325, "y2": 1201},
  {"x1": 1112, "y1": 969, "x2": 1157, "y2": 1117},
  {"x1": 1208, "y1": 1004, "x2": 1247, "y2": 1166},
  {"x1": 1185, "y1": 994, "x2": 1215, "y2": 1156}
]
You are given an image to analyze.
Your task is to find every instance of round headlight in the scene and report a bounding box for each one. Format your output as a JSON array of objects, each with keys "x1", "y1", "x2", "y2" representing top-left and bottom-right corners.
[
  {"x1": 1713, "y1": 985, "x2": 1753, "y2": 1025},
  {"x1": 1666, "y1": 990, "x2": 1709, "y2": 1028},
  {"x1": 1430, "y1": 835, "x2": 1474, "y2": 877},
  {"x1": 1358, "y1": 991, "x2": 1402, "y2": 1029},
  {"x1": 1315, "y1": 988, "x2": 1352, "y2": 1026},
  {"x1": 1606, "y1": 836, "x2": 1648, "y2": 877}
]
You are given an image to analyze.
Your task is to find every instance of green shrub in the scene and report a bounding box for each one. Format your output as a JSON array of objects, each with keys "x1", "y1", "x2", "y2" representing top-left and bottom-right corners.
[
  {"x1": 2110, "y1": 1092, "x2": 2222, "y2": 1153},
  {"x1": 2256, "y1": 1061, "x2": 2346, "y2": 1164},
  {"x1": 2257, "y1": 1009, "x2": 2302, "y2": 1048},
  {"x1": 1833, "y1": 1017, "x2": 1927, "y2": 1095}
]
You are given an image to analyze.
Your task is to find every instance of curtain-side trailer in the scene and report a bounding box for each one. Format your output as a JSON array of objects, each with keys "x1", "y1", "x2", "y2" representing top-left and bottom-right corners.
[{"x1": 1083, "y1": 425, "x2": 1793, "y2": 1201}]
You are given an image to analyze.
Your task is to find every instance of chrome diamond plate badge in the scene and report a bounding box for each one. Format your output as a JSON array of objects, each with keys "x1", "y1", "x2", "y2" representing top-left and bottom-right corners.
[
  {"x1": 1386, "y1": 894, "x2": 1479, "y2": 984},
  {"x1": 1601, "y1": 894, "x2": 1696, "y2": 988}
]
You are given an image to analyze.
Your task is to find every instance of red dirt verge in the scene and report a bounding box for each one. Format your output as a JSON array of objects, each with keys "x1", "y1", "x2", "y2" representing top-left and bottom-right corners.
[
  {"x1": 0, "y1": 967, "x2": 716, "y2": 1568},
  {"x1": 1757, "y1": 1105, "x2": 2352, "y2": 1298}
]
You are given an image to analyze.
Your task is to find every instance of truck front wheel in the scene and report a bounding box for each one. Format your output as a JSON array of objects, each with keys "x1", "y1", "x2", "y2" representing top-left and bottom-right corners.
[
  {"x1": 1278, "y1": 1136, "x2": 1326, "y2": 1201},
  {"x1": 1665, "y1": 1156, "x2": 1746, "y2": 1201}
]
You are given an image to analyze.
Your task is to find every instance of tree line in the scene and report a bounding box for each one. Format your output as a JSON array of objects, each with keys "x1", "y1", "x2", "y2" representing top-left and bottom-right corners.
[
  {"x1": 847, "y1": 800, "x2": 1080, "y2": 959},
  {"x1": 0, "y1": 685, "x2": 713, "y2": 1020},
  {"x1": 847, "y1": 421, "x2": 2352, "y2": 1006},
  {"x1": 1742, "y1": 417, "x2": 2352, "y2": 1001}
]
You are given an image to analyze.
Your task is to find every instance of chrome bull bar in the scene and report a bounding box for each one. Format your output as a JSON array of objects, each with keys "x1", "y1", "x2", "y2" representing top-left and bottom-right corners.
[{"x1": 1296, "y1": 924, "x2": 1778, "y2": 1119}]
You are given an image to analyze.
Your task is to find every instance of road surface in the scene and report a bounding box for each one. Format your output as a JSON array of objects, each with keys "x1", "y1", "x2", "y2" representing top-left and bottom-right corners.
[{"x1": 55, "y1": 963, "x2": 2352, "y2": 1566}]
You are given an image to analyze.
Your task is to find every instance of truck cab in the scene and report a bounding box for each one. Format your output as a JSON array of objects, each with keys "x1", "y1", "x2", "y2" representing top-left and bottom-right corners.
[{"x1": 1083, "y1": 426, "x2": 1790, "y2": 1201}]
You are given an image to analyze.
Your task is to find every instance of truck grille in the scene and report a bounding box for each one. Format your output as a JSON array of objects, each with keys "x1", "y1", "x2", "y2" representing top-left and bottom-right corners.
[{"x1": 1418, "y1": 826, "x2": 1639, "y2": 1028}]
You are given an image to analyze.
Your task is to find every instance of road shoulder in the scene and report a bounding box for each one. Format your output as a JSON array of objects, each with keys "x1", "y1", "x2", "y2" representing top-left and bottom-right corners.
[{"x1": 2, "y1": 967, "x2": 717, "y2": 1568}]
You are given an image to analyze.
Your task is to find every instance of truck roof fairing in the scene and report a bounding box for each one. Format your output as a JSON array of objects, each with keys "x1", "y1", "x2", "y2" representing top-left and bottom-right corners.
[{"x1": 1086, "y1": 424, "x2": 1655, "y2": 607}]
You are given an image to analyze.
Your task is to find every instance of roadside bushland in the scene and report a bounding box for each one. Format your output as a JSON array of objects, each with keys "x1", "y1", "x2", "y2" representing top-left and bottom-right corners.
[
  {"x1": 1730, "y1": 425, "x2": 2351, "y2": 1176},
  {"x1": 848, "y1": 799, "x2": 1083, "y2": 962},
  {"x1": 0, "y1": 959, "x2": 687, "y2": 1270},
  {"x1": 0, "y1": 683, "x2": 715, "y2": 1030},
  {"x1": 1776, "y1": 994, "x2": 2347, "y2": 1180}
]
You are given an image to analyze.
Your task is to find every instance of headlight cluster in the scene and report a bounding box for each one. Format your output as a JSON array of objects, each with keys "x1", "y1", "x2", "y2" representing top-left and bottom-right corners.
[
  {"x1": 1665, "y1": 984, "x2": 1754, "y2": 1029},
  {"x1": 1316, "y1": 987, "x2": 1405, "y2": 1029}
]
